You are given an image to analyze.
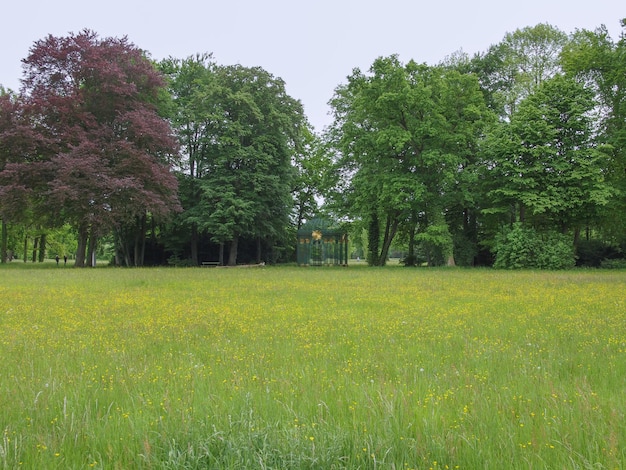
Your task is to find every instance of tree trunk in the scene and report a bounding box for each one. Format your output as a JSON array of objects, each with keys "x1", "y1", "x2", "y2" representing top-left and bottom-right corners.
[
  {"x1": 367, "y1": 212, "x2": 380, "y2": 266},
  {"x1": 379, "y1": 215, "x2": 399, "y2": 266},
  {"x1": 114, "y1": 230, "x2": 129, "y2": 267},
  {"x1": 38, "y1": 233, "x2": 46, "y2": 262},
  {"x1": 219, "y1": 242, "x2": 224, "y2": 266},
  {"x1": 444, "y1": 228, "x2": 456, "y2": 267},
  {"x1": 1, "y1": 219, "x2": 7, "y2": 264},
  {"x1": 406, "y1": 239, "x2": 415, "y2": 266},
  {"x1": 87, "y1": 229, "x2": 97, "y2": 267},
  {"x1": 140, "y1": 232, "x2": 146, "y2": 266},
  {"x1": 32, "y1": 236, "x2": 39, "y2": 263},
  {"x1": 151, "y1": 216, "x2": 156, "y2": 242},
  {"x1": 296, "y1": 202, "x2": 306, "y2": 230},
  {"x1": 228, "y1": 235, "x2": 238, "y2": 266},
  {"x1": 122, "y1": 243, "x2": 131, "y2": 267},
  {"x1": 134, "y1": 215, "x2": 147, "y2": 267},
  {"x1": 256, "y1": 236, "x2": 262, "y2": 264},
  {"x1": 23, "y1": 235, "x2": 28, "y2": 263},
  {"x1": 190, "y1": 223, "x2": 199, "y2": 266},
  {"x1": 406, "y1": 216, "x2": 418, "y2": 267},
  {"x1": 133, "y1": 229, "x2": 140, "y2": 267},
  {"x1": 75, "y1": 225, "x2": 88, "y2": 267}
]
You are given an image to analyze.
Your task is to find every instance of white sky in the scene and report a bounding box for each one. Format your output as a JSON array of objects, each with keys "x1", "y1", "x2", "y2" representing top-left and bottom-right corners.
[{"x1": 1, "y1": 0, "x2": 623, "y2": 131}]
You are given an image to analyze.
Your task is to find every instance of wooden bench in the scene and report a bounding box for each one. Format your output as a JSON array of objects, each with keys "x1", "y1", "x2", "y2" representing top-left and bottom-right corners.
[{"x1": 201, "y1": 261, "x2": 220, "y2": 267}]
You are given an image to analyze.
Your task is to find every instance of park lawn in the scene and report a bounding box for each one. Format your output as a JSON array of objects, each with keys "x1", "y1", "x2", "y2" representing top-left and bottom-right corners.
[{"x1": 0, "y1": 265, "x2": 624, "y2": 469}]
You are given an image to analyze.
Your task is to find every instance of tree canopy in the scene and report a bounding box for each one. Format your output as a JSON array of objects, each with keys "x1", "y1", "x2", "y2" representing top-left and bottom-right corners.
[
  {"x1": 1, "y1": 20, "x2": 625, "y2": 268},
  {"x1": 0, "y1": 30, "x2": 180, "y2": 266},
  {"x1": 328, "y1": 55, "x2": 493, "y2": 266},
  {"x1": 159, "y1": 57, "x2": 308, "y2": 265}
]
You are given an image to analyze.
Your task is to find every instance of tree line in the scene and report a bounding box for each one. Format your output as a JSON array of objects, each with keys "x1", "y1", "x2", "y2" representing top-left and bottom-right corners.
[{"x1": 1, "y1": 21, "x2": 625, "y2": 268}]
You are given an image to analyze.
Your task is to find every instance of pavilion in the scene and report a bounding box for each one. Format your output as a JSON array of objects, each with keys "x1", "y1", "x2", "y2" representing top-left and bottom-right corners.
[{"x1": 296, "y1": 218, "x2": 348, "y2": 266}]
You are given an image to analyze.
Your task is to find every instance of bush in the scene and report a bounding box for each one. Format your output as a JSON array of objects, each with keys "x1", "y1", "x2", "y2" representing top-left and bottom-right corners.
[
  {"x1": 600, "y1": 258, "x2": 626, "y2": 269},
  {"x1": 575, "y1": 239, "x2": 620, "y2": 267},
  {"x1": 400, "y1": 254, "x2": 419, "y2": 267},
  {"x1": 167, "y1": 256, "x2": 197, "y2": 267},
  {"x1": 494, "y1": 224, "x2": 575, "y2": 270},
  {"x1": 453, "y1": 233, "x2": 478, "y2": 267}
]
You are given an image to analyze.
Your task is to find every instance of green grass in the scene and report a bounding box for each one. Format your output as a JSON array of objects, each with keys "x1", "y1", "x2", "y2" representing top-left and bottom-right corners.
[{"x1": 0, "y1": 265, "x2": 624, "y2": 469}]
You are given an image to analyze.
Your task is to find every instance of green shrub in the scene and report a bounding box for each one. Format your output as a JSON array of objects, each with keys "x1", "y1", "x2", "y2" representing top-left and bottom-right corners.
[
  {"x1": 600, "y1": 258, "x2": 626, "y2": 269},
  {"x1": 494, "y1": 223, "x2": 575, "y2": 269},
  {"x1": 575, "y1": 239, "x2": 620, "y2": 267},
  {"x1": 167, "y1": 255, "x2": 198, "y2": 267},
  {"x1": 453, "y1": 232, "x2": 478, "y2": 267}
]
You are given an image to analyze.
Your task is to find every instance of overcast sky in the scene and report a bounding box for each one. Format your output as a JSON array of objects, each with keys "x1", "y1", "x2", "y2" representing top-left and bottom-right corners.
[{"x1": 1, "y1": 1, "x2": 623, "y2": 131}]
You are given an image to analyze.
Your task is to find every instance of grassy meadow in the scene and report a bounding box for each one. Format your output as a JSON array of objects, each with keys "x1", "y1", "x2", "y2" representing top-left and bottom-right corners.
[{"x1": 0, "y1": 264, "x2": 624, "y2": 469}]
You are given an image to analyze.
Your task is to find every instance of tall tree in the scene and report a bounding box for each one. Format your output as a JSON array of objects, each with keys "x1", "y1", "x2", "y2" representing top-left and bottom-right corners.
[
  {"x1": 561, "y1": 20, "x2": 626, "y2": 242},
  {"x1": 471, "y1": 23, "x2": 568, "y2": 119},
  {"x1": 0, "y1": 92, "x2": 12, "y2": 263},
  {"x1": 162, "y1": 59, "x2": 306, "y2": 265},
  {"x1": 329, "y1": 57, "x2": 427, "y2": 266},
  {"x1": 0, "y1": 90, "x2": 44, "y2": 263},
  {"x1": 159, "y1": 54, "x2": 219, "y2": 264},
  {"x1": 485, "y1": 74, "x2": 614, "y2": 238},
  {"x1": 328, "y1": 56, "x2": 491, "y2": 266},
  {"x1": 291, "y1": 127, "x2": 328, "y2": 230},
  {"x1": 0, "y1": 30, "x2": 180, "y2": 266},
  {"x1": 198, "y1": 65, "x2": 304, "y2": 265}
]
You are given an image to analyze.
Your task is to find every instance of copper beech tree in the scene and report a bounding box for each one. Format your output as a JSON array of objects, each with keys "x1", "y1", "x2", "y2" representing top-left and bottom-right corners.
[{"x1": 0, "y1": 30, "x2": 180, "y2": 266}]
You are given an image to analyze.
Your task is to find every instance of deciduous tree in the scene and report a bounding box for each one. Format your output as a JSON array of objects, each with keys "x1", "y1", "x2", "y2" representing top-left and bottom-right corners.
[
  {"x1": 329, "y1": 56, "x2": 491, "y2": 266},
  {"x1": 471, "y1": 23, "x2": 568, "y2": 119},
  {"x1": 163, "y1": 60, "x2": 305, "y2": 265},
  {"x1": 0, "y1": 30, "x2": 180, "y2": 266},
  {"x1": 561, "y1": 20, "x2": 626, "y2": 242},
  {"x1": 485, "y1": 74, "x2": 614, "y2": 239}
]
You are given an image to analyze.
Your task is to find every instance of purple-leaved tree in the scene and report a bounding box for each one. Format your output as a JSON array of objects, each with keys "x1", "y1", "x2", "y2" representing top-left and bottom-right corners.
[{"x1": 0, "y1": 30, "x2": 180, "y2": 266}]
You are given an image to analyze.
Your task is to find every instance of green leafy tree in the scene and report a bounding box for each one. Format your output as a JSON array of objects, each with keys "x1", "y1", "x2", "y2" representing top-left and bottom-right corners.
[
  {"x1": 485, "y1": 74, "x2": 614, "y2": 240},
  {"x1": 292, "y1": 127, "x2": 330, "y2": 230},
  {"x1": 561, "y1": 20, "x2": 626, "y2": 244},
  {"x1": 158, "y1": 54, "x2": 220, "y2": 264},
  {"x1": 163, "y1": 61, "x2": 306, "y2": 265},
  {"x1": 471, "y1": 23, "x2": 568, "y2": 119},
  {"x1": 200, "y1": 65, "x2": 305, "y2": 265},
  {"x1": 329, "y1": 56, "x2": 491, "y2": 266},
  {"x1": 329, "y1": 57, "x2": 424, "y2": 265}
]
